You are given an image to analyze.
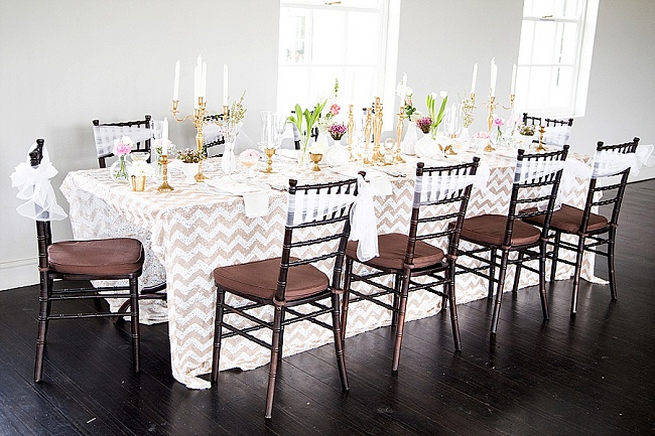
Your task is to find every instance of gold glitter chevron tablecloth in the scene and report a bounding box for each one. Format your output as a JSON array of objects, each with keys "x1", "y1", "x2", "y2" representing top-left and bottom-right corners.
[{"x1": 60, "y1": 153, "x2": 597, "y2": 389}]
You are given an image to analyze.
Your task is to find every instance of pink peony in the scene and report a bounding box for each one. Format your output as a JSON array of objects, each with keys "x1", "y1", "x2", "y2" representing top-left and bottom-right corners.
[
  {"x1": 493, "y1": 117, "x2": 504, "y2": 127},
  {"x1": 329, "y1": 104, "x2": 340, "y2": 116},
  {"x1": 113, "y1": 136, "x2": 134, "y2": 156}
]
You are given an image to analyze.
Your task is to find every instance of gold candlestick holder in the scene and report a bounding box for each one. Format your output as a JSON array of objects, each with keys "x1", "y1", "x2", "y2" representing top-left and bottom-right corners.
[
  {"x1": 394, "y1": 106, "x2": 406, "y2": 163},
  {"x1": 502, "y1": 93, "x2": 516, "y2": 111},
  {"x1": 262, "y1": 147, "x2": 276, "y2": 173},
  {"x1": 157, "y1": 154, "x2": 174, "y2": 192},
  {"x1": 484, "y1": 94, "x2": 497, "y2": 152},
  {"x1": 172, "y1": 97, "x2": 208, "y2": 181},
  {"x1": 371, "y1": 97, "x2": 384, "y2": 164},
  {"x1": 535, "y1": 125, "x2": 547, "y2": 152},
  {"x1": 363, "y1": 108, "x2": 373, "y2": 165},
  {"x1": 347, "y1": 104, "x2": 354, "y2": 161}
]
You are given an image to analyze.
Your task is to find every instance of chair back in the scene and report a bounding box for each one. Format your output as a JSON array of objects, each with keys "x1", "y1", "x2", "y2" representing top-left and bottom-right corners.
[
  {"x1": 581, "y1": 137, "x2": 639, "y2": 231},
  {"x1": 508, "y1": 146, "x2": 569, "y2": 246},
  {"x1": 276, "y1": 176, "x2": 362, "y2": 303},
  {"x1": 203, "y1": 114, "x2": 227, "y2": 156},
  {"x1": 406, "y1": 159, "x2": 479, "y2": 266},
  {"x1": 30, "y1": 139, "x2": 53, "y2": 271},
  {"x1": 92, "y1": 115, "x2": 153, "y2": 168},
  {"x1": 522, "y1": 112, "x2": 574, "y2": 127}
]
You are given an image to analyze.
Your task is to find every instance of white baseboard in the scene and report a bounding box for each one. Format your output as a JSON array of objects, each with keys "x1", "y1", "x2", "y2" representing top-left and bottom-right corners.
[{"x1": 0, "y1": 257, "x2": 38, "y2": 291}]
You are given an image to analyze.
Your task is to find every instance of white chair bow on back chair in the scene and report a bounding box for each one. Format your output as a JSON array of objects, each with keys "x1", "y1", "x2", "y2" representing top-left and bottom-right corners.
[{"x1": 10, "y1": 139, "x2": 144, "y2": 382}]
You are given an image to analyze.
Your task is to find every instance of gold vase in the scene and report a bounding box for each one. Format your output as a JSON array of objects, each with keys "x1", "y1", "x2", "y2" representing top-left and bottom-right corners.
[{"x1": 131, "y1": 175, "x2": 146, "y2": 192}]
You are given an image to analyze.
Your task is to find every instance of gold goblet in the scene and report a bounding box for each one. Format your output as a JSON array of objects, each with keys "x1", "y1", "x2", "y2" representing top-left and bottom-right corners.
[
  {"x1": 262, "y1": 148, "x2": 276, "y2": 173},
  {"x1": 310, "y1": 153, "x2": 323, "y2": 172}
]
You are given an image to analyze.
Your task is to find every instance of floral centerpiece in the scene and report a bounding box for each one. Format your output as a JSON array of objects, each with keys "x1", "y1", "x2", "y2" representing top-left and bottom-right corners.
[
  {"x1": 110, "y1": 136, "x2": 134, "y2": 182},
  {"x1": 518, "y1": 123, "x2": 535, "y2": 136},
  {"x1": 493, "y1": 117, "x2": 504, "y2": 145},
  {"x1": 317, "y1": 79, "x2": 340, "y2": 133},
  {"x1": 177, "y1": 148, "x2": 204, "y2": 183},
  {"x1": 416, "y1": 116, "x2": 432, "y2": 134},
  {"x1": 288, "y1": 99, "x2": 327, "y2": 166},
  {"x1": 128, "y1": 158, "x2": 154, "y2": 192},
  {"x1": 328, "y1": 122, "x2": 347, "y2": 140},
  {"x1": 218, "y1": 91, "x2": 247, "y2": 175},
  {"x1": 426, "y1": 92, "x2": 448, "y2": 140},
  {"x1": 414, "y1": 92, "x2": 449, "y2": 158}
]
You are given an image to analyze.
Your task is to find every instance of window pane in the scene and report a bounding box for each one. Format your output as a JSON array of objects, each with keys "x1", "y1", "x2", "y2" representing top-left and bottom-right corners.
[
  {"x1": 518, "y1": 20, "x2": 534, "y2": 64},
  {"x1": 277, "y1": 66, "x2": 311, "y2": 111},
  {"x1": 526, "y1": 66, "x2": 551, "y2": 110},
  {"x1": 312, "y1": 10, "x2": 346, "y2": 64},
  {"x1": 524, "y1": 0, "x2": 581, "y2": 18},
  {"x1": 279, "y1": 8, "x2": 309, "y2": 64},
  {"x1": 549, "y1": 66, "x2": 574, "y2": 109},
  {"x1": 531, "y1": 21, "x2": 557, "y2": 64},
  {"x1": 556, "y1": 22, "x2": 579, "y2": 64},
  {"x1": 346, "y1": 11, "x2": 379, "y2": 65}
]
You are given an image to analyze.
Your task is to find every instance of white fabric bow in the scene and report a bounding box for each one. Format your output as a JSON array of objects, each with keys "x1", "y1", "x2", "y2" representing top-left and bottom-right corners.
[
  {"x1": 349, "y1": 174, "x2": 379, "y2": 262},
  {"x1": 10, "y1": 142, "x2": 67, "y2": 221},
  {"x1": 415, "y1": 162, "x2": 490, "y2": 206}
]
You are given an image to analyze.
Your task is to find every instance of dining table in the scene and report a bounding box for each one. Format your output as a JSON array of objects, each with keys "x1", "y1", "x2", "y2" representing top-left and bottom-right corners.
[{"x1": 60, "y1": 148, "x2": 601, "y2": 389}]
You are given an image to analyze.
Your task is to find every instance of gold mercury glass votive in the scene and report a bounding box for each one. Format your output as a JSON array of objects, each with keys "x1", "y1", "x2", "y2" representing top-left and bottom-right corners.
[
  {"x1": 310, "y1": 153, "x2": 323, "y2": 171},
  {"x1": 131, "y1": 175, "x2": 146, "y2": 192}
]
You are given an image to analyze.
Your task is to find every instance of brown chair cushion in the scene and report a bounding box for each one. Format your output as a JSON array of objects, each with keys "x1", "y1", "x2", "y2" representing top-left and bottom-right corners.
[
  {"x1": 460, "y1": 214, "x2": 541, "y2": 247},
  {"x1": 346, "y1": 233, "x2": 444, "y2": 270},
  {"x1": 48, "y1": 238, "x2": 144, "y2": 276},
  {"x1": 213, "y1": 257, "x2": 329, "y2": 302},
  {"x1": 523, "y1": 204, "x2": 609, "y2": 234}
]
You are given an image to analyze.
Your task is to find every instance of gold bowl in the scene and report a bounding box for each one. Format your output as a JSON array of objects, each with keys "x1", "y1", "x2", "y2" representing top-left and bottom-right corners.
[{"x1": 310, "y1": 153, "x2": 323, "y2": 172}]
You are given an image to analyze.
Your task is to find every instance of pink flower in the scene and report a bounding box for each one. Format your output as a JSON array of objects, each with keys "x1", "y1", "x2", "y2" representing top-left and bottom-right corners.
[
  {"x1": 474, "y1": 131, "x2": 490, "y2": 139},
  {"x1": 329, "y1": 104, "x2": 340, "y2": 116},
  {"x1": 493, "y1": 117, "x2": 504, "y2": 127},
  {"x1": 239, "y1": 148, "x2": 261, "y2": 163},
  {"x1": 113, "y1": 136, "x2": 134, "y2": 156}
]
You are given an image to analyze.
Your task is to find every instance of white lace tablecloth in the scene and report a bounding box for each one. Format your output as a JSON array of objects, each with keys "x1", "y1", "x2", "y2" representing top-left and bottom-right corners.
[{"x1": 60, "y1": 151, "x2": 597, "y2": 389}]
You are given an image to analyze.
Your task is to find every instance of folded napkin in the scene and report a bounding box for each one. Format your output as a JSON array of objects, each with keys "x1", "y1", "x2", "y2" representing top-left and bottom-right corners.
[
  {"x1": 205, "y1": 179, "x2": 270, "y2": 218},
  {"x1": 325, "y1": 144, "x2": 349, "y2": 166},
  {"x1": 328, "y1": 164, "x2": 393, "y2": 197}
]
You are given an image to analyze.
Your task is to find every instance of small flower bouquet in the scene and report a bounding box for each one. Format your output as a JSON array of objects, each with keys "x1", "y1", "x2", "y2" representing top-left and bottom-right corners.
[
  {"x1": 493, "y1": 117, "x2": 504, "y2": 145},
  {"x1": 177, "y1": 148, "x2": 204, "y2": 163},
  {"x1": 416, "y1": 116, "x2": 432, "y2": 134},
  {"x1": 110, "y1": 136, "x2": 134, "y2": 181},
  {"x1": 328, "y1": 123, "x2": 347, "y2": 140},
  {"x1": 518, "y1": 123, "x2": 536, "y2": 136}
]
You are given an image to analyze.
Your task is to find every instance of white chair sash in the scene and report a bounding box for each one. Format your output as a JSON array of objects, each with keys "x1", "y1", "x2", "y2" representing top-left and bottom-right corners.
[
  {"x1": 591, "y1": 144, "x2": 653, "y2": 178},
  {"x1": 414, "y1": 163, "x2": 490, "y2": 207},
  {"x1": 92, "y1": 124, "x2": 156, "y2": 157},
  {"x1": 10, "y1": 142, "x2": 67, "y2": 222},
  {"x1": 543, "y1": 126, "x2": 571, "y2": 147},
  {"x1": 514, "y1": 158, "x2": 565, "y2": 183}
]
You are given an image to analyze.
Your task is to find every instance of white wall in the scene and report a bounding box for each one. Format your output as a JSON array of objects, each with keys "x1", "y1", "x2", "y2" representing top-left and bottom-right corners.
[
  {"x1": 0, "y1": 0, "x2": 279, "y2": 289},
  {"x1": 2, "y1": 0, "x2": 653, "y2": 289}
]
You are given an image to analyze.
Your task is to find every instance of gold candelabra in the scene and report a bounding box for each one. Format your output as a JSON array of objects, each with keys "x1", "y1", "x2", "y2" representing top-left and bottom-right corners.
[
  {"x1": 371, "y1": 97, "x2": 384, "y2": 164},
  {"x1": 363, "y1": 108, "x2": 373, "y2": 165},
  {"x1": 394, "y1": 106, "x2": 406, "y2": 163},
  {"x1": 485, "y1": 94, "x2": 497, "y2": 152},
  {"x1": 501, "y1": 93, "x2": 516, "y2": 111},
  {"x1": 172, "y1": 97, "x2": 208, "y2": 181},
  {"x1": 157, "y1": 154, "x2": 174, "y2": 192},
  {"x1": 347, "y1": 104, "x2": 354, "y2": 161}
]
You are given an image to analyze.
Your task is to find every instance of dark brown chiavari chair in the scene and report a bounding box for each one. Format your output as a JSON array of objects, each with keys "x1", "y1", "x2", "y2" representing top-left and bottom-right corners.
[
  {"x1": 456, "y1": 147, "x2": 569, "y2": 338},
  {"x1": 341, "y1": 159, "x2": 480, "y2": 373},
  {"x1": 522, "y1": 112, "x2": 574, "y2": 127},
  {"x1": 211, "y1": 176, "x2": 361, "y2": 419},
  {"x1": 92, "y1": 115, "x2": 152, "y2": 168},
  {"x1": 522, "y1": 138, "x2": 639, "y2": 314},
  {"x1": 202, "y1": 113, "x2": 227, "y2": 157},
  {"x1": 30, "y1": 139, "x2": 143, "y2": 382}
]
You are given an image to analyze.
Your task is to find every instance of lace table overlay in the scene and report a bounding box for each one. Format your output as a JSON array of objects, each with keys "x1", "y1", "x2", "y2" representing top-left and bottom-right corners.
[{"x1": 60, "y1": 152, "x2": 597, "y2": 389}]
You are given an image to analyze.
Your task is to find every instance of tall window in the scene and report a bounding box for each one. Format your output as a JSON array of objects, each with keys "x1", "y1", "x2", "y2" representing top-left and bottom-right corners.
[
  {"x1": 277, "y1": 0, "x2": 399, "y2": 124},
  {"x1": 516, "y1": 0, "x2": 599, "y2": 117}
]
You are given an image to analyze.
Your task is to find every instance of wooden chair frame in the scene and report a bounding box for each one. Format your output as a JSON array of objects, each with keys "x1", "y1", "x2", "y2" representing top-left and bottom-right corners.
[
  {"x1": 211, "y1": 176, "x2": 361, "y2": 419},
  {"x1": 533, "y1": 138, "x2": 639, "y2": 314},
  {"x1": 456, "y1": 147, "x2": 569, "y2": 338},
  {"x1": 522, "y1": 112, "x2": 574, "y2": 127},
  {"x1": 341, "y1": 159, "x2": 479, "y2": 373},
  {"x1": 202, "y1": 113, "x2": 227, "y2": 156},
  {"x1": 30, "y1": 140, "x2": 142, "y2": 382}
]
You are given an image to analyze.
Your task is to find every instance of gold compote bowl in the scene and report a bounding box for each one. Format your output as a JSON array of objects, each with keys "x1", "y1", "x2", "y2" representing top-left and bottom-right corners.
[{"x1": 309, "y1": 153, "x2": 323, "y2": 172}]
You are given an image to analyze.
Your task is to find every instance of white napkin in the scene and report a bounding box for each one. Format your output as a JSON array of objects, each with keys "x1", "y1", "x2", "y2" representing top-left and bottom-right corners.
[
  {"x1": 242, "y1": 191, "x2": 269, "y2": 217},
  {"x1": 205, "y1": 179, "x2": 270, "y2": 218},
  {"x1": 325, "y1": 144, "x2": 349, "y2": 166}
]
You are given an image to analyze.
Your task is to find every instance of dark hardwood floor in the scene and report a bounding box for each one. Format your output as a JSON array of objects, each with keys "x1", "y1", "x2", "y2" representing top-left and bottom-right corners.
[{"x1": 1, "y1": 181, "x2": 654, "y2": 435}]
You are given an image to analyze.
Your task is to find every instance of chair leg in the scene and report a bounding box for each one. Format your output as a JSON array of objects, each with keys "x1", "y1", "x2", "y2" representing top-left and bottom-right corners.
[
  {"x1": 211, "y1": 286, "x2": 226, "y2": 383},
  {"x1": 608, "y1": 227, "x2": 618, "y2": 300},
  {"x1": 340, "y1": 258, "x2": 354, "y2": 342},
  {"x1": 34, "y1": 274, "x2": 51, "y2": 382},
  {"x1": 277, "y1": 310, "x2": 286, "y2": 365},
  {"x1": 391, "y1": 273, "x2": 401, "y2": 329},
  {"x1": 570, "y1": 235, "x2": 586, "y2": 315},
  {"x1": 391, "y1": 271, "x2": 411, "y2": 374},
  {"x1": 538, "y1": 241, "x2": 549, "y2": 320},
  {"x1": 129, "y1": 277, "x2": 140, "y2": 374},
  {"x1": 265, "y1": 306, "x2": 284, "y2": 419},
  {"x1": 488, "y1": 248, "x2": 497, "y2": 298},
  {"x1": 512, "y1": 252, "x2": 524, "y2": 294},
  {"x1": 113, "y1": 300, "x2": 130, "y2": 325},
  {"x1": 447, "y1": 262, "x2": 462, "y2": 352},
  {"x1": 549, "y1": 231, "x2": 561, "y2": 292},
  {"x1": 490, "y1": 250, "x2": 509, "y2": 337},
  {"x1": 331, "y1": 292, "x2": 350, "y2": 391}
]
